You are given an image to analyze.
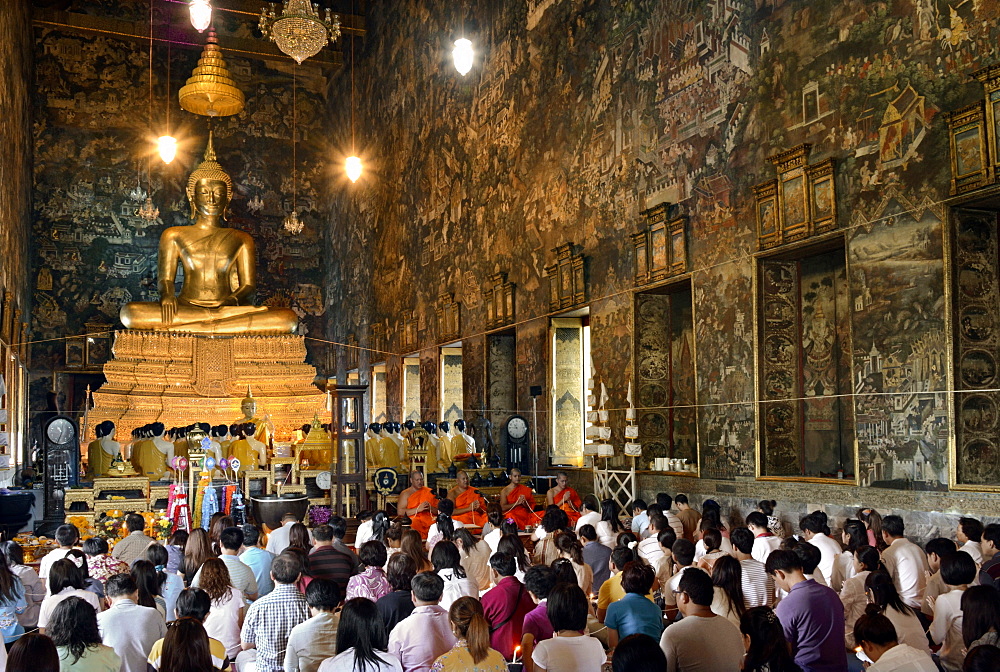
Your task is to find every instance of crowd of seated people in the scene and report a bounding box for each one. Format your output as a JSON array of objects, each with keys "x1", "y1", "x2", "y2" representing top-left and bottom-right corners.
[{"x1": 2, "y1": 490, "x2": 999, "y2": 672}]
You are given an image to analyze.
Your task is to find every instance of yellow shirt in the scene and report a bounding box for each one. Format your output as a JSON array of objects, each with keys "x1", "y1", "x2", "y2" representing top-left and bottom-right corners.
[
  {"x1": 596, "y1": 571, "x2": 655, "y2": 611},
  {"x1": 147, "y1": 635, "x2": 230, "y2": 671}
]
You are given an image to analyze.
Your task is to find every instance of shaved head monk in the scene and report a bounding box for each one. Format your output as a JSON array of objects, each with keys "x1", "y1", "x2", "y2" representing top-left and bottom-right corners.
[
  {"x1": 397, "y1": 470, "x2": 437, "y2": 539},
  {"x1": 547, "y1": 471, "x2": 582, "y2": 526},
  {"x1": 447, "y1": 470, "x2": 488, "y2": 528},
  {"x1": 500, "y1": 468, "x2": 538, "y2": 530}
]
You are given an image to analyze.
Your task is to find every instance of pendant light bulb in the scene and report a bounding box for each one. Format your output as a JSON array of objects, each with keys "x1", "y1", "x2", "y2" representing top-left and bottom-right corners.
[
  {"x1": 453, "y1": 38, "x2": 473, "y2": 76},
  {"x1": 157, "y1": 135, "x2": 178, "y2": 164},
  {"x1": 346, "y1": 155, "x2": 362, "y2": 183},
  {"x1": 189, "y1": 0, "x2": 212, "y2": 33}
]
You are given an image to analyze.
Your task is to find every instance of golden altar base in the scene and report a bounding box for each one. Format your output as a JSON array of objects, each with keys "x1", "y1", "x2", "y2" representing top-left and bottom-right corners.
[{"x1": 89, "y1": 330, "x2": 326, "y2": 441}]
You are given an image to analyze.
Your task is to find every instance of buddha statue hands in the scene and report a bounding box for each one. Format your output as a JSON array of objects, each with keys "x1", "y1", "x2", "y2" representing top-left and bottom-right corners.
[{"x1": 120, "y1": 135, "x2": 298, "y2": 335}]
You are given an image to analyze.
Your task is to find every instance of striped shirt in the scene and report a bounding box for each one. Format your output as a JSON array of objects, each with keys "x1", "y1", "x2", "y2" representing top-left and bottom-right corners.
[
  {"x1": 309, "y1": 545, "x2": 356, "y2": 593},
  {"x1": 739, "y1": 557, "x2": 774, "y2": 608},
  {"x1": 240, "y1": 584, "x2": 309, "y2": 672}
]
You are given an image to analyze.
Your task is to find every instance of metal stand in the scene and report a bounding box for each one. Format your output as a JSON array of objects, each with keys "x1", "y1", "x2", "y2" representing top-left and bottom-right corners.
[{"x1": 531, "y1": 394, "x2": 540, "y2": 481}]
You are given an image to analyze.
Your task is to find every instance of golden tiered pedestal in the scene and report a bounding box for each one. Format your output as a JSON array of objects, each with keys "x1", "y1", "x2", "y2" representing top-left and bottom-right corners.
[{"x1": 89, "y1": 331, "x2": 326, "y2": 441}]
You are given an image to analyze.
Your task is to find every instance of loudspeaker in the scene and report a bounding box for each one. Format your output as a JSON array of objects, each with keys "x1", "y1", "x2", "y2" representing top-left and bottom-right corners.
[{"x1": 529, "y1": 385, "x2": 542, "y2": 397}]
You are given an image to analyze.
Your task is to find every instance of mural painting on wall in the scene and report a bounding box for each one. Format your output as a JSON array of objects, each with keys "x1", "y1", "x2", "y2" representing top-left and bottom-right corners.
[
  {"x1": 694, "y1": 264, "x2": 754, "y2": 481},
  {"x1": 487, "y1": 333, "x2": 517, "y2": 439},
  {"x1": 313, "y1": 0, "x2": 1000, "y2": 486},
  {"x1": 31, "y1": 25, "x2": 331, "y2": 412},
  {"x1": 850, "y1": 190, "x2": 947, "y2": 490}
]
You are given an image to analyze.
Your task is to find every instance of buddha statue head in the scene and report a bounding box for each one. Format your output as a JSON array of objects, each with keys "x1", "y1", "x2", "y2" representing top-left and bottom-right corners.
[
  {"x1": 186, "y1": 134, "x2": 234, "y2": 221},
  {"x1": 241, "y1": 387, "x2": 257, "y2": 419}
]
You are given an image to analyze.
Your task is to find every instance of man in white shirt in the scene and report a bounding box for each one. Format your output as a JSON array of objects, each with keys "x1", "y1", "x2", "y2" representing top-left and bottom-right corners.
[
  {"x1": 388, "y1": 572, "x2": 456, "y2": 672},
  {"x1": 638, "y1": 513, "x2": 668, "y2": 565},
  {"x1": 746, "y1": 512, "x2": 781, "y2": 564},
  {"x1": 98, "y1": 574, "x2": 167, "y2": 672},
  {"x1": 39, "y1": 524, "x2": 78, "y2": 583},
  {"x1": 284, "y1": 579, "x2": 340, "y2": 672},
  {"x1": 655, "y1": 493, "x2": 686, "y2": 541},
  {"x1": 630, "y1": 500, "x2": 650, "y2": 538},
  {"x1": 730, "y1": 527, "x2": 774, "y2": 607},
  {"x1": 574, "y1": 495, "x2": 601, "y2": 532},
  {"x1": 957, "y1": 516, "x2": 984, "y2": 565},
  {"x1": 854, "y1": 610, "x2": 936, "y2": 672},
  {"x1": 879, "y1": 515, "x2": 928, "y2": 609},
  {"x1": 265, "y1": 513, "x2": 300, "y2": 555},
  {"x1": 659, "y1": 567, "x2": 745, "y2": 672},
  {"x1": 194, "y1": 526, "x2": 259, "y2": 602},
  {"x1": 800, "y1": 513, "x2": 842, "y2": 590}
]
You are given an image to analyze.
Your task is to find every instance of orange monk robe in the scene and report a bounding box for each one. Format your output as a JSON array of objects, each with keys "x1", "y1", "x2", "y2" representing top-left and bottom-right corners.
[
  {"x1": 405, "y1": 487, "x2": 438, "y2": 539},
  {"x1": 453, "y1": 488, "x2": 488, "y2": 528},
  {"x1": 555, "y1": 487, "x2": 583, "y2": 526},
  {"x1": 504, "y1": 484, "x2": 537, "y2": 530}
]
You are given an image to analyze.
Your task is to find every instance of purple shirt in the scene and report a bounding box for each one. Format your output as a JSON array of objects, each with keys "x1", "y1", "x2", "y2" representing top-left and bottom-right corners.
[
  {"x1": 775, "y1": 579, "x2": 846, "y2": 672},
  {"x1": 522, "y1": 601, "x2": 553, "y2": 645},
  {"x1": 480, "y1": 576, "x2": 535, "y2": 660}
]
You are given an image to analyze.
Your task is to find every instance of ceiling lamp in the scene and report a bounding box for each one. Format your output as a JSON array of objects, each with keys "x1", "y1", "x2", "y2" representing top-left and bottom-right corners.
[
  {"x1": 260, "y1": 1, "x2": 341, "y2": 64},
  {"x1": 189, "y1": 0, "x2": 212, "y2": 32},
  {"x1": 345, "y1": 155, "x2": 362, "y2": 183},
  {"x1": 178, "y1": 31, "x2": 245, "y2": 117},
  {"x1": 157, "y1": 135, "x2": 178, "y2": 163},
  {"x1": 453, "y1": 38, "x2": 473, "y2": 75}
]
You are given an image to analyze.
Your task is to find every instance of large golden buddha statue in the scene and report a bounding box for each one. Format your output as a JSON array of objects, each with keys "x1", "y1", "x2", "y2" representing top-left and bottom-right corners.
[{"x1": 120, "y1": 136, "x2": 298, "y2": 335}]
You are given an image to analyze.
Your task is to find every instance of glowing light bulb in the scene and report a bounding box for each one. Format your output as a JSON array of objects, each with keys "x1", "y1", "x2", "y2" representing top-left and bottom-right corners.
[
  {"x1": 346, "y1": 155, "x2": 362, "y2": 183},
  {"x1": 189, "y1": 0, "x2": 212, "y2": 33},
  {"x1": 157, "y1": 135, "x2": 178, "y2": 164},
  {"x1": 453, "y1": 38, "x2": 473, "y2": 76}
]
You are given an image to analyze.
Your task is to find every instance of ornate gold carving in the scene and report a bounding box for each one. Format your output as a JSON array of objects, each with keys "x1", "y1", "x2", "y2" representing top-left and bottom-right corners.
[
  {"x1": 544, "y1": 243, "x2": 586, "y2": 311},
  {"x1": 484, "y1": 272, "x2": 515, "y2": 329},
  {"x1": 90, "y1": 331, "x2": 325, "y2": 442},
  {"x1": 633, "y1": 204, "x2": 688, "y2": 286},
  {"x1": 755, "y1": 144, "x2": 838, "y2": 249},
  {"x1": 436, "y1": 293, "x2": 461, "y2": 342}
]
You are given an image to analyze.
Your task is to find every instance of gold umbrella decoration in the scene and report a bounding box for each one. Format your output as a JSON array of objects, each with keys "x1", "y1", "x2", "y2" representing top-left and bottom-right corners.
[{"x1": 178, "y1": 30, "x2": 245, "y2": 117}]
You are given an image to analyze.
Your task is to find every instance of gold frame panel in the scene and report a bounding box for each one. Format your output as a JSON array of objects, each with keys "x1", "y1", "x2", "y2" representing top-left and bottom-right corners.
[
  {"x1": 753, "y1": 235, "x2": 860, "y2": 485},
  {"x1": 947, "y1": 102, "x2": 990, "y2": 195}
]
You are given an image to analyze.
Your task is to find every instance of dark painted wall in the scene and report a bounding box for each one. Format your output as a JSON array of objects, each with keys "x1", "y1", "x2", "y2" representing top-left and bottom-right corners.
[{"x1": 328, "y1": 0, "x2": 1000, "y2": 497}]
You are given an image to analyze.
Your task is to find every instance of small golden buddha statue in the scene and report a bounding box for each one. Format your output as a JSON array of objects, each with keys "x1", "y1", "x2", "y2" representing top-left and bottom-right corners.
[
  {"x1": 298, "y1": 415, "x2": 331, "y2": 469},
  {"x1": 119, "y1": 135, "x2": 298, "y2": 335},
  {"x1": 234, "y1": 387, "x2": 272, "y2": 448}
]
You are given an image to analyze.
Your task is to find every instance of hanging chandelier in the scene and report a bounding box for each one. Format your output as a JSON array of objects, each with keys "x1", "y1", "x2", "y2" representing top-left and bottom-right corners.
[
  {"x1": 178, "y1": 31, "x2": 245, "y2": 117},
  {"x1": 136, "y1": 196, "x2": 160, "y2": 222},
  {"x1": 259, "y1": 1, "x2": 341, "y2": 64},
  {"x1": 283, "y1": 210, "x2": 304, "y2": 234}
]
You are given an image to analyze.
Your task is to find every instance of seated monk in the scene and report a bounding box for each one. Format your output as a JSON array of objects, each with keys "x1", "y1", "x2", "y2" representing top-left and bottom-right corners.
[
  {"x1": 547, "y1": 471, "x2": 582, "y2": 527},
  {"x1": 500, "y1": 468, "x2": 538, "y2": 530},
  {"x1": 448, "y1": 470, "x2": 487, "y2": 528},
  {"x1": 397, "y1": 470, "x2": 437, "y2": 539}
]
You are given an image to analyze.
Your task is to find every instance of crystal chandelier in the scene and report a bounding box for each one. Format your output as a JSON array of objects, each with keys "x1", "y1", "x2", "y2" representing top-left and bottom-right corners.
[
  {"x1": 259, "y1": 1, "x2": 341, "y2": 64},
  {"x1": 283, "y1": 210, "x2": 304, "y2": 234},
  {"x1": 136, "y1": 196, "x2": 160, "y2": 222},
  {"x1": 248, "y1": 193, "x2": 265, "y2": 212}
]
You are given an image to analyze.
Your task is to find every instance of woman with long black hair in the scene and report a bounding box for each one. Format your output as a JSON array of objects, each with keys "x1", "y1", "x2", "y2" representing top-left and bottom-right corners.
[
  {"x1": 132, "y1": 559, "x2": 168, "y2": 617},
  {"x1": 596, "y1": 499, "x2": 624, "y2": 548},
  {"x1": 497, "y1": 534, "x2": 531, "y2": 583},
  {"x1": 38, "y1": 559, "x2": 101, "y2": 633},
  {"x1": 0, "y1": 546, "x2": 26, "y2": 645},
  {"x1": 865, "y1": 571, "x2": 931, "y2": 656},
  {"x1": 432, "y1": 540, "x2": 479, "y2": 610},
  {"x1": 319, "y1": 598, "x2": 402, "y2": 672},
  {"x1": 5, "y1": 632, "x2": 59, "y2": 672},
  {"x1": 962, "y1": 585, "x2": 1000, "y2": 650},
  {"x1": 0, "y1": 541, "x2": 43, "y2": 631},
  {"x1": 160, "y1": 617, "x2": 216, "y2": 672},
  {"x1": 740, "y1": 606, "x2": 802, "y2": 672},
  {"x1": 48, "y1": 596, "x2": 121, "y2": 671},
  {"x1": 710, "y1": 555, "x2": 746, "y2": 628}
]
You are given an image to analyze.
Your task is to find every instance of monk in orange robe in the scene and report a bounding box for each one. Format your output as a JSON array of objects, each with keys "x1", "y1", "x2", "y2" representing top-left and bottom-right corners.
[
  {"x1": 448, "y1": 470, "x2": 488, "y2": 528},
  {"x1": 397, "y1": 470, "x2": 437, "y2": 539},
  {"x1": 500, "y1": 468, "x2": 538, "y2": 530},
  {"x1": 547, "y1": 471, "x2": 582, "y2": 526}
]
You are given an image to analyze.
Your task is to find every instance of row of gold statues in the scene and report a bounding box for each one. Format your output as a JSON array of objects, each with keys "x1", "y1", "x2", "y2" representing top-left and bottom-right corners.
[
  {"x1": 85, "y1": 389, "x2": 301, "y2": 480},
  {"x1": 364, "y1": 418, "x2": 476, "y2": 473}
]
